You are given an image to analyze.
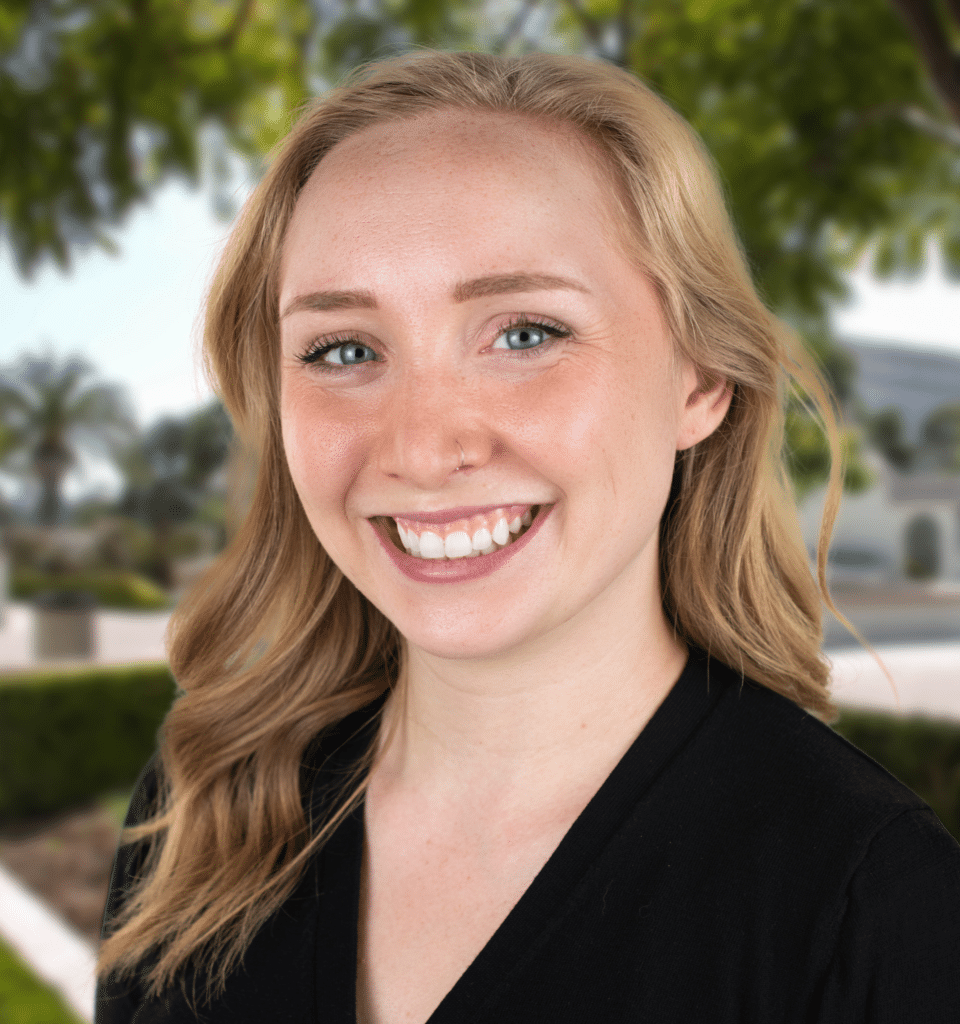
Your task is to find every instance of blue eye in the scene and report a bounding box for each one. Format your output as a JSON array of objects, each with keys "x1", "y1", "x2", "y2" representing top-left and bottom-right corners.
[
  {"x1": 300, "y1": 340, "x2": 378, "y2": 368},
  {"x1": 492, "y1": 319, "x2": 569, "y2": 353}
]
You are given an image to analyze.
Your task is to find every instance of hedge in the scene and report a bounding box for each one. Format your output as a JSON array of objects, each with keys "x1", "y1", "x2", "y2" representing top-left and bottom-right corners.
[
  {"x1": 0, "y1": 663, "x2": 177, "y2": 819},
  {"x1": 0, "y1": 663, "x2": 958, "y2": 843},
  {"x1": 11, "y1": 569, "x2": 171, "y2": 610}
]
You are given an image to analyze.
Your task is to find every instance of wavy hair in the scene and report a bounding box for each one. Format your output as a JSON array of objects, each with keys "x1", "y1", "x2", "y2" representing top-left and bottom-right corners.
[{"x1": 97, "y1": 49, "x2": 847, "y2": 1003}]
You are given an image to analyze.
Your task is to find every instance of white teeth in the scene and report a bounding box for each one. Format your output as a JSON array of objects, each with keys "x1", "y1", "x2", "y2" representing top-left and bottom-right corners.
[
  {"x1": 444, "y1": 531, "x2": 474, "y2": 558},
  {"x1": 471, "y1": 526, "x2": 492, "y2": 551},
  {"x1": 392, "y1": 505, "x2": 540, "y2": 560},
  {"x1": 405, "y1": 525, "x2": 420, "y2": 555},
  {"x1": 419, "y1": 531, "x2": 445, "y2": 559},
  {"x1": 492, "y1": 517, "x2": 510, "y2": 546}
]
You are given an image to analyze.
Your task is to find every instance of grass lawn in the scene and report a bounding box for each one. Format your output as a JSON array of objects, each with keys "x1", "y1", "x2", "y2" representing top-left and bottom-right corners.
[{"x1": 0, "y1": 934, "x2": 84, "y2": 1023}]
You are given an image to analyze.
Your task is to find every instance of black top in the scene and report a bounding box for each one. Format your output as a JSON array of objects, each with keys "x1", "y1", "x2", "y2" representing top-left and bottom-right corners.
[{"x1": 96, "y1": 647, "x2": 960, "y2": 1023}]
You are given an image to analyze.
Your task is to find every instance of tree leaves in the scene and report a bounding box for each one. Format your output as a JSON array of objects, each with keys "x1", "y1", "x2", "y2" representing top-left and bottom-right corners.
[{"x1": 1, "y1": 0, "x2": 315, "y2": 275}]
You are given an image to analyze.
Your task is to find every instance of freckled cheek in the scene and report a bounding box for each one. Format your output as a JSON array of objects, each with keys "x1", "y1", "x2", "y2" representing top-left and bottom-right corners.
[{"x1": 279, "y1": 395, "x2": 365, "y2": 511}]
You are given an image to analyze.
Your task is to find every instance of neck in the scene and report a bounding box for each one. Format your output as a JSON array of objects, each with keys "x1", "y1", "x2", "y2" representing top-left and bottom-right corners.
[{"x1": 371, "y1": 578, "x2": 687, "y2": 824}]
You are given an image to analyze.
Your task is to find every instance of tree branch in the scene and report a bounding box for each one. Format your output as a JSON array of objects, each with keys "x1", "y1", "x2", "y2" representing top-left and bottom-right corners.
[
  {"x1": 888, "y1": 0, "x2": 960, "y2": 127},
  {"x1": 222, "y1": 0, "x2": 256, "y2": 47},
  {"x1": 897, "y1": 102, "x2": 960, "y2": 146},
  {"x1": 839, "y1": 102, "x2": 960, "y2": 151}
]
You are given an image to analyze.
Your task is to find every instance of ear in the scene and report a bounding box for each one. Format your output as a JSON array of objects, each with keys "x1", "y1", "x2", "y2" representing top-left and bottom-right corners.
[{"x1": 676, "y1": 363, "x2": 733, "y2": 452}]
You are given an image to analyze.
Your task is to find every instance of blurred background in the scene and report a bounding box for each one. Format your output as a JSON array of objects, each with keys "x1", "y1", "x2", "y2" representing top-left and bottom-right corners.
[{"x1": 0, "y1": 1, "x2": 958, "y2": 1020}]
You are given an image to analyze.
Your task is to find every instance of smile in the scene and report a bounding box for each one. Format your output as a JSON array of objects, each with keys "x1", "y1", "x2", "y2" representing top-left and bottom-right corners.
[
  {"x1": 392, "y1": 504, "x2": 537, "y2": 560},
  {"x1": 369, "y1": 504, "x2": 554, "y2": 584}
]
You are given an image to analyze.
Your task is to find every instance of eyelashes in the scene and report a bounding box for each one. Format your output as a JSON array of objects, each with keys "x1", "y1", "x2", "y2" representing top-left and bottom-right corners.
[
  {"x1": 297, "y1": 334, "x2": 375, "y2": 368},
  {"x1": 296, "y1": 315, "x2": 572, "y2": 371}
]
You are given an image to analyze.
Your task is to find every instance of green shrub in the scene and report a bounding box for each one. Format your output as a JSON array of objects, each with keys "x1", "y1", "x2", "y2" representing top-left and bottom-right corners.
[
  {"x1": 0, "y1": 663, "x2": 177, "y2": 819},
  {"x1": 834, "y1": 708, "x2": 960, "y2": 841},
  {"x1": 10, "y1": 568, "x2": 171, "y2": 610}
]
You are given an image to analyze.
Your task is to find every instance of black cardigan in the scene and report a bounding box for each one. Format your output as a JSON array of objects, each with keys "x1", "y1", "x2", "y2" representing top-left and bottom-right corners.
[{"x1": 96, "y1": 647, "x2": 960, "y2": 1023}]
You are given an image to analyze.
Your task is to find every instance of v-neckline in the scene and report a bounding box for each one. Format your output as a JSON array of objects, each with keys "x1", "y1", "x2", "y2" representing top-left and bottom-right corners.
[{"x1": 314, "y1": 646, "x2": 723, "y2": 1024}]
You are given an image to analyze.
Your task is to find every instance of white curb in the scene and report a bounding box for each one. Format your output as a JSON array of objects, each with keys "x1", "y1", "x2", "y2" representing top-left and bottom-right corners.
[{"x1": 0, "y1": 861, "x2": 95, "y2": 1022}]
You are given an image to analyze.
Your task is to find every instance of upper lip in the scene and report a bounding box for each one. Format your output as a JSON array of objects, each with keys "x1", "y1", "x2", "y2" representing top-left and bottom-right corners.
[{"x1": 374, "y1": 503, "x2": 544, "y2": 525}]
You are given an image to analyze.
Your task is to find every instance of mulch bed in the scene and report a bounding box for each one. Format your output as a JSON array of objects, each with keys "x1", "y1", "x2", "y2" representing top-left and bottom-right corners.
[{"x1": 0, "y1": 804, "x2": 122, "y2": 948}]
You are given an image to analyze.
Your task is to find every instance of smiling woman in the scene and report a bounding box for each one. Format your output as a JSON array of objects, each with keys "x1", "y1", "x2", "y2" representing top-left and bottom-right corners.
[{"x1": 95, "y1": 52, "x2": 960, "y2": 1024}]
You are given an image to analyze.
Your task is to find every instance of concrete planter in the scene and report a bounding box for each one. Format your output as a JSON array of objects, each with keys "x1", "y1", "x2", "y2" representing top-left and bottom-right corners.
[{"x1": 32, "y1": 591, "x2": 97, "y2": 660}]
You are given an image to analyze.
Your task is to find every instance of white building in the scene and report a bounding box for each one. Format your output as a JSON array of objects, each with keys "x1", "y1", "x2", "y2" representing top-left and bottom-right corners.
[{"x1": 800, "y1": 455, "x2": 960, "y2": 584}]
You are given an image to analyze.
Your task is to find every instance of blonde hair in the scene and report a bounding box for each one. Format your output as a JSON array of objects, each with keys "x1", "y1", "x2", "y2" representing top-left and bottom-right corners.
[{"x1": 97, "y1": 50, "x2": 846, "y2": 1003}]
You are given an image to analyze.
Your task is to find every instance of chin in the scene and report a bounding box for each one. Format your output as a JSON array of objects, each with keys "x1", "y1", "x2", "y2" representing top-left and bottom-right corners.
[{"x1": 397, "y1": 616, "x2": 542, "y2": 665}]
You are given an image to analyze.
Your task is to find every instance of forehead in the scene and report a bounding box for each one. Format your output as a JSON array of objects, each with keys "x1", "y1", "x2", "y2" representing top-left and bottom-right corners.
[{"x1": 280, "y1": 110, "x2": 630, "y2": 297}]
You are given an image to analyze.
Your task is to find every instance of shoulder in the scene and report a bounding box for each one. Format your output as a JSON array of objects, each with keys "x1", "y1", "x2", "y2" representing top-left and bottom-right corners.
[
  {"x1": 674, "y1": 653, "x2": 960, "y2": 902},
  {"x1": 702, "y1": 657, "x2": 929, "y2": 829},
  {"x1": 814, "y1": 806, "x2": 960, "y2": 1021},
  {"x1": 674, "y1": 655, "x2": 960, "y2": 1016}
]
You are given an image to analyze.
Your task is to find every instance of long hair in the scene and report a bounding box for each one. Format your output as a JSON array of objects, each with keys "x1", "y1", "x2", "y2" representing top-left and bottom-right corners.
[{"x1": 97, "y1": 49, "x2": 846, "y2": 1002}]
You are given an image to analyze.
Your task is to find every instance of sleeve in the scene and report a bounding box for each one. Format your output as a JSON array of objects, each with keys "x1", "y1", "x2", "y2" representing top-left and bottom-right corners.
[
  {"x1": 815, "y1": 807, "x2": 960, "y2": 1023},
  {"x1": 94, "y1": 754, "x2": 163, "y2": 1024}
]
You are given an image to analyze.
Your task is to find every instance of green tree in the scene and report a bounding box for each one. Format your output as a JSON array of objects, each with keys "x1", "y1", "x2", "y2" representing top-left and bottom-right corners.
[
  {"x1": 0, "y1": 351, "x2": 135, "y2": 526},
  {"x1": 1, "y1": 0, "x2": 316, "y2": 275},
  {"x1": 864, "y1": 406, "x2": 916, "y2": 471},
  {"x1": 119, "y1": 399, "x2": 232, "y2": 584}
]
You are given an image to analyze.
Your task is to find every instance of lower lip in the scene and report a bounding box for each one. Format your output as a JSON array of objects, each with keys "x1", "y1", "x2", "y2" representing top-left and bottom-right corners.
[{"x1": 371, "y1": 505, "x2": 554, "y2": 584}]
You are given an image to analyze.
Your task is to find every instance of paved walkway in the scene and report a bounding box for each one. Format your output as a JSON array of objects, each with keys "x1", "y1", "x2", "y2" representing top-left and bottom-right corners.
[
  {"x1": 0, "y1": 602, "x2": 170, "y2": 671},
  {"x1": 0, "y1": 600, "x2": 958, "y2": 1021}
]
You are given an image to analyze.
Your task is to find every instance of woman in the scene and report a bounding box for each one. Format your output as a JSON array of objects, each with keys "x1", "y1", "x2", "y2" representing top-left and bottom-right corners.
[{"x1": 96, "y1": 51, "x2": 960, "y2": 1023}]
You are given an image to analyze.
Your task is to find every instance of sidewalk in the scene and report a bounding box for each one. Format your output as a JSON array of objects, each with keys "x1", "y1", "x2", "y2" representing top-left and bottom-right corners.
[
  {"x1": 0, "y1": 601, "x2": 171, "y2": 671},
  {"x1": 0, "y1": 600, "x2": 957, "y2": 1022}
]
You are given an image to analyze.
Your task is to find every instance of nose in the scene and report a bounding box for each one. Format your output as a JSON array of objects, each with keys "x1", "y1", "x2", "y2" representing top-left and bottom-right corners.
[{"x1": 375, "y1": 367, "x2": 490, "y2": 488}]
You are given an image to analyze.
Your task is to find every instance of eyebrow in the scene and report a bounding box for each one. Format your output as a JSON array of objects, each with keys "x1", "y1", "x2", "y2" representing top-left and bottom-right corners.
[{"x1": 281, "y1": 272, "x2": 589, "y2": 319}]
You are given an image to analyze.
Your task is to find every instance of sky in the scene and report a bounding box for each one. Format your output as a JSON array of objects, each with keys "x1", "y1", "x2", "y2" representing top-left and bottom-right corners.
[{"x1": 2, "y1": 175, "x2": 959, "y2": 497}]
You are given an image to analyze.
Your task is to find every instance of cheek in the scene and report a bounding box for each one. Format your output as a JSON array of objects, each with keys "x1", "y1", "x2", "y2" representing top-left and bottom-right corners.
[
  {"x1": 279, "y1": 386, "x2": 361, "y2": 511},
  {"x1": 534, "y1": 357, "x2": 675, "y2": 471}
]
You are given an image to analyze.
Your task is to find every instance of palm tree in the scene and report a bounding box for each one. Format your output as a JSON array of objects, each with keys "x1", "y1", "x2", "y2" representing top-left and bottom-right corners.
[{"x1": 0, "y1": 351, "x2": 135, "y2": 526}]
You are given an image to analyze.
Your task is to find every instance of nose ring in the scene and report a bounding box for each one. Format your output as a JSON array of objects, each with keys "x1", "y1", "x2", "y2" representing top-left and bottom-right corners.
[{"x1": 456, "y1": 441, "x2": 465, "y2": 471}]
